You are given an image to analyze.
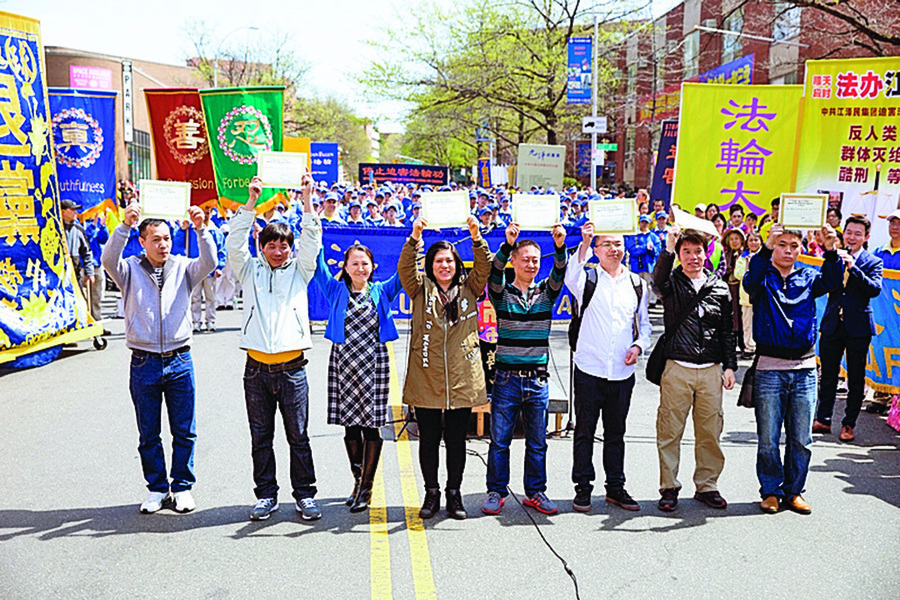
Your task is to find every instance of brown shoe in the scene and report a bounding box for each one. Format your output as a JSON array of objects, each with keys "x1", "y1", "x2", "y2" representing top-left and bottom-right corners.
[
  {"x1": 760, "y1": 496, "x2": 780, "y2": 514},
  {"x1": 839, "y1": 425, "x2": 855, "y2": 441},
  {"x1": 786, "y1": 495, "x2": 812, "y2": 514},
  {"x1": 812, "y1": 420, "x2": 831, "y2": 434}
]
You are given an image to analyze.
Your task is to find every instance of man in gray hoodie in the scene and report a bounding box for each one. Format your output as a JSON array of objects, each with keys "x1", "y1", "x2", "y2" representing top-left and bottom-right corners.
[{"x1": 102, "y1": 201, "x2": 216, "y2": 515}]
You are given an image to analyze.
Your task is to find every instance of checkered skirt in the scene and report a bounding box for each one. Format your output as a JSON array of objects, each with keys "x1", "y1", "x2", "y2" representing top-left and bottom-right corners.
[{"x1": 327, "y1": 293, "x2": 390, "y2": 427}]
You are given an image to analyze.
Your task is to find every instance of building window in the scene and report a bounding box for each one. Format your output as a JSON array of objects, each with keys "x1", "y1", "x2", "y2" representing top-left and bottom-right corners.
[
  {"x1": 627, "y1": 63, "x2": 637, "y2": 95},
  {"x1": 129, "y1": 129, "x2": 151, "y2": 183},
  {"x1": 773, "y1": 2, "x2": 801, "y2": 41},
  {"x1": 683, "y1": 30, "x2": 699, "y2": 79},
  {"x1": 722, "y1": 8, "x2": 743, "y2": 64}
]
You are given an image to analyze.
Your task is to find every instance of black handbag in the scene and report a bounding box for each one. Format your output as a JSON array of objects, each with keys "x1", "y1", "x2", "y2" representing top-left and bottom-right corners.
[
  {"x1": 645, "y1": 286, "x2": 715, "y2": 386},
  {"x1": 738, "y1": 354, "x2": 759, "y2": 408}
]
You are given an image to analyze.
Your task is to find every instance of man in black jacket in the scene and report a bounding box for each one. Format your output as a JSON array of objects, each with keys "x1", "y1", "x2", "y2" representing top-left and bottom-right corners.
[{"x1": 651, "y1": 227, "x2": 737, "y2": 512}]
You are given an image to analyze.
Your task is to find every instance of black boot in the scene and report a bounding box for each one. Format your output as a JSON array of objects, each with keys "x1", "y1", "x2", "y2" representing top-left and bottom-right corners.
[
  {"x1": 350, "y1": 439, "x2": 383, "y2": 513},
  {"x1": 445, "y1": 488, "x2": 467, "y2": 520},
  {"x1": 344, "y1": 438, "x2": 363, "y2": 506},
  {"x1": 419, "y1": 488, "x2": 441, "y2": 519}
]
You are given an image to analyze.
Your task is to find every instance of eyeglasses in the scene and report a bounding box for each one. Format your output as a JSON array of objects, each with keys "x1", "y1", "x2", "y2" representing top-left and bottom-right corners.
[{"x1": 597, "y1": 241, "x2": 623, "y2": 249}]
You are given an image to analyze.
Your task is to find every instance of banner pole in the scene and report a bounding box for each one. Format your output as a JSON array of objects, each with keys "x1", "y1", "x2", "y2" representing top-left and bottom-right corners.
[{"x1": 590, "y1": 13, "x2": 598, "y2": 191}]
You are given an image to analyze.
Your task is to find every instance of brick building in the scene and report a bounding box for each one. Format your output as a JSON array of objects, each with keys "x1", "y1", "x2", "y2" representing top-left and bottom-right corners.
[
  {"x1": 605, "y1": 0, "x2": 900, "y2": 190},
  {"x1": 44, "y1": 47, "x2": 207, "y2": 184}
]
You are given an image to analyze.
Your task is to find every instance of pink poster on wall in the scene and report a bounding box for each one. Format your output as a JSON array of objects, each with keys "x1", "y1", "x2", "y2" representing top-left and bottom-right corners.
[{"x1": 69, "y1": 65, "x2": 113, "y2": 90}]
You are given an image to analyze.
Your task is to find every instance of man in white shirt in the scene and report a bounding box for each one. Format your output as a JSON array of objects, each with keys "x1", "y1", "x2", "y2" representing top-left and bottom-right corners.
[{"x1": 565, "y1": 222, "x2": 651, "y2": 512}]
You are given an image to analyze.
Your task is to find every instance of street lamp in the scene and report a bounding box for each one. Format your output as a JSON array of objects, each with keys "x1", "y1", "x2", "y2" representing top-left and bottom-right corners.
[{"x1": 213, "y1": 25, "x2": 259, "y2": 88}]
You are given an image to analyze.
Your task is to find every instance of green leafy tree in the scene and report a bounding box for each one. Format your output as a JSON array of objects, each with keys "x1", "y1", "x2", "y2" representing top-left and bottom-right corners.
[{"x1": 361, "y1": 0, "x2": 646, "y2": 167}]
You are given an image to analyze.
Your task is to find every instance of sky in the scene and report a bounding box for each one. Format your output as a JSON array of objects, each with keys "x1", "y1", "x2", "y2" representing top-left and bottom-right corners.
[{"x1": 8, "y1": 0, "x2": 681, "y2": 132}]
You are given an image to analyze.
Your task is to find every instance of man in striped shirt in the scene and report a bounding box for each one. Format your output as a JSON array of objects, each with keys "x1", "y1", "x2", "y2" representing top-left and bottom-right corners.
[{"x1": 482, "y1": 221, "x2": 568, "y2": 516}]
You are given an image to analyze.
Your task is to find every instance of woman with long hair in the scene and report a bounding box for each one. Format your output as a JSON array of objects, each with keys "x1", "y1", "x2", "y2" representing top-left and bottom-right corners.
[
  {"x1": 314, "y1": 243, "x2": 403, "y2": 512},
  {"x1": 398, "y1": 215, "x2": 491, "y2": 520}
]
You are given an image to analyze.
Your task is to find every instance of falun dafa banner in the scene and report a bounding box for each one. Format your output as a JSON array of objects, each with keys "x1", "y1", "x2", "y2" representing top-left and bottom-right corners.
[
  {"x1": 795, "y1": 57, "x2": 900, "y2": 249},
  {"x1": 0, "y1": 11, "x2": 100, "y2": 368},
  {"x1": 671, "y1": 83, "x2": 802, "y2": 216}
]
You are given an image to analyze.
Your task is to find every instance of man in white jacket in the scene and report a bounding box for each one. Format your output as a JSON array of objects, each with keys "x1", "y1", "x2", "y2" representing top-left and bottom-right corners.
[{"x1": 227, "y1": 174, "x2": 324, "y2": 522}]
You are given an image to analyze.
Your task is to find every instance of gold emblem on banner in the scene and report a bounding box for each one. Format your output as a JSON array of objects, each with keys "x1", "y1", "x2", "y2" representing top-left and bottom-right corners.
[{"x1": 164, "y1": 105, "x2": 209, "y2": 165}]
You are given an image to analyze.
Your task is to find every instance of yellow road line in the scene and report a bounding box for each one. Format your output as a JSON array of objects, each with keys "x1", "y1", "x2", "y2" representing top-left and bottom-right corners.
[
  {"x1": 388, "y1": 342, "x2": 437, "y2": 600},
  {"x1": 370, "y1": 457, "x2": 392, "y2": 599}
]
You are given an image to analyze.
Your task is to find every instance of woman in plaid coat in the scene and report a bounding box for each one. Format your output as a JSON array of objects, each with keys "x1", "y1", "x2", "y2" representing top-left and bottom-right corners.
[{"x1": 314, "y1": 244, "x2": 403, "y2": 513}]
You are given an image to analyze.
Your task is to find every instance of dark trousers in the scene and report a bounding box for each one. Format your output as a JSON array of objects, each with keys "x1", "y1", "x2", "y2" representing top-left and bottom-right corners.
[
  {"x1": 415, "y1": 407, "x2": 472, "y2": 490},
  {"x1": 572, "y1": 368, "x2": 635, "y2": 494},
  {"x1": 817, "y1": 322, "x2": 870, "y2": 429},
  {"x1": 243, "y1": 360, "x2": 317, "y2": 501}
]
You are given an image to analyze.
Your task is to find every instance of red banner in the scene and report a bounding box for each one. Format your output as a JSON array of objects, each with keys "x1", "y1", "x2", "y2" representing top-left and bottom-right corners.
[{"x1": 145, "y1": 88, "x2": 218, "y2": 206}]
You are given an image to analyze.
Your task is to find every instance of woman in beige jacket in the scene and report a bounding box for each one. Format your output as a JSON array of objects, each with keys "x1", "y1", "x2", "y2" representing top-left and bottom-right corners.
[{"x1": 398, "y1": 215, "x2": 491, "y2": 520}]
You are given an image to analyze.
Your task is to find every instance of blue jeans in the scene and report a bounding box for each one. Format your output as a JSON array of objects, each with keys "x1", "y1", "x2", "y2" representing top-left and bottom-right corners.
[
  {"x1": 243, "y1": 359, "x2": 317, "y2": 501},
  {"x1": 753, "y1": 368, "x2": 817, "y2": 499},
  {"x1": 129, "y1": 350, "x2": 197, "y2": 493},
  {"x1": 486, "y1": 370, "x2": 550, "y2": 497}
]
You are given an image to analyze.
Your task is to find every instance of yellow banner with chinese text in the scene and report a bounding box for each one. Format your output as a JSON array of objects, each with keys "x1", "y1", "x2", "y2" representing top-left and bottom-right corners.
[{"x1": 671, "y1": 83, "x2": 802, "y2": 218}]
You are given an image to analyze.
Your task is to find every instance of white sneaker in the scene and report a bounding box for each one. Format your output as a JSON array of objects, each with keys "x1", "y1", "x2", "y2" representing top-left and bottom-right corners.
[
  {"x1": 172, "y1": 490, "x2": 196, "y2": 513},
  {"x1": 140, "y1": 491, "x2": 171, "y2": 514}
]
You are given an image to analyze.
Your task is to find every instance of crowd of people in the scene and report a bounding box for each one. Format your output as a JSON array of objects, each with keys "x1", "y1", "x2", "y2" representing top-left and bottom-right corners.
[{"x1": 62, "y1": 173, "x2": 895, "y2": 521}]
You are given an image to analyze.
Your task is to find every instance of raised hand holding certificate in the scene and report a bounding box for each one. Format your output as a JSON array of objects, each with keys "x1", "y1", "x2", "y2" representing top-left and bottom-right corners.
[
  {"x1": 256, "y1": 151, "x2": 308, "y2": 188},
  {"x1": 589, "y1": 199, "x2": 637, "y2": 234},
  {"x1": 420, "y1": 191, "x2": 470, "y2": 228},
  {"x1": 512, "y1": 193, "x2": 559, "y2": 230},
  {"x1": 780, "y1": 193, "x2": 828, "y2": 229},
  {"x1": 672, "y1": 207, "x2": 719, "y2": 238},
  {"x1": 139, "y1": 180, "x2": 191, "y2": 220}
]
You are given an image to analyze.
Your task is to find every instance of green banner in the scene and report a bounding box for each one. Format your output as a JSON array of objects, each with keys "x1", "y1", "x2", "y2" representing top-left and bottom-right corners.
[{"x1": 199, "y1": 86, "x2": 284, "y2": 209}]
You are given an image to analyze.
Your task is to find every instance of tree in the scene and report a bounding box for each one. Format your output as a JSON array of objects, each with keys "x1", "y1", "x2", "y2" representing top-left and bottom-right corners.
[
  {"x1": 289, "y1": 96, "x2": 374, "y2": 178},
  {"x1": 361, "y1": 0, "x2": 648, "y2": 167},
  {"x1": 182, "y1": 20, "x2": 308, "y2": 113}
]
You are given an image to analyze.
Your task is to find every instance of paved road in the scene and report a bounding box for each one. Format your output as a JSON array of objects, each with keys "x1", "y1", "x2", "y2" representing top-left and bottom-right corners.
[{"x1": 1, "y1": 300, "x2": 898, "y2": 599}]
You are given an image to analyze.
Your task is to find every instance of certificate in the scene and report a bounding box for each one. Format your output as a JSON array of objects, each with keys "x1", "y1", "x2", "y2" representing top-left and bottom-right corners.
[
  {"x1": 256, "y1": 151, "x2": 308, "y2": 188},
  {"x1": 780, "y1": 193, "x2": 828, "y2": 229},
  {"x1": 512, "y1": 193, "x2": 559, "y2": 230},
  {"x1": 589, "y1": 200, "x2": 637, "y2": 234},
  {"x1": 139, "y1": 180, "x2": 191, "y2": 220},
  {"x1": 420, "y1": 191, "x2": 470, "y2": 228},
  {"x1": 672, "y1": 207, "x2": 719, "y2": 238}
]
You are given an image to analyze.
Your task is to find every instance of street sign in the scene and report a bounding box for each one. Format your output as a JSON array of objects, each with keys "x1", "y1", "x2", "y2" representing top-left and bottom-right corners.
[
  {"x1": 597, "y1": 143, "x2": 618, "y2": 151},
  {"x1": 591, "y1": 149, "x2": 605, "y2": 166},
  {"x1": 475, "y1": 122, "x2": 490, "y2": 142},
  {"x1": 582, "y1": 116, "x2": 608, "y2": 134}
]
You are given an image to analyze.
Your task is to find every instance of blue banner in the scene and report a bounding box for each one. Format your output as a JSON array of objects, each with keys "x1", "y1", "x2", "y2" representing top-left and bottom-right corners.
[
  {"x1": 310, "y1": 227, "x2": 584, "y2": 321},
  {"x1": 0, "y1": 15, "x2": 99, "y2": 369},
  {"x1": 567, "y1": 37, "x2": 592, "y2": 105},
  {"x1": 799, "y1": 256, "x2": 900, "y2": 392},
  {"x1": 310, "y1": 141, "x2": 339, "y2": 186},
  {"x1": 576, "y1": 142, "x2": 591, "y2": 178},
  {"x1": 48, "y1": 88, "x2": 117, "y2": 217},
  {"x1": 650, "y1": 120, "x2": 678, "y2": 210},
  {"x1": 698, "y1": 53, "x2": 754, "y2": 85},
  {"x1": 478, "y1": 158, "x2": 492, "y2": 188}
]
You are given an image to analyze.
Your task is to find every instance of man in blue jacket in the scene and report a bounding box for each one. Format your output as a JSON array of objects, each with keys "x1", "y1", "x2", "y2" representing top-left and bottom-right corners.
[
  {"x1": 744, "y1": 222, "x2": 842, "y2": 514},
  {"x1": 814, "y1": 215, "x2": 883, "y2": 441}
]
